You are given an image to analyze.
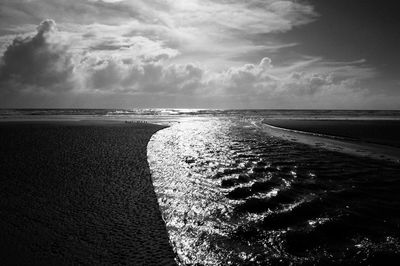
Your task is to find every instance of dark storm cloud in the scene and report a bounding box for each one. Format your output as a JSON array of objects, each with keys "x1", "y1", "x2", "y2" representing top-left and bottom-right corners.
[{"x1": 0, "y1": 19, "x2": 74, "y2": 90}]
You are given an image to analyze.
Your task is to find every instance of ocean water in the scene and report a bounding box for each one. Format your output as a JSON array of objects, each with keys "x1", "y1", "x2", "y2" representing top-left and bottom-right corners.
[
  {"x1": 146, "y1": 114, "x2": 400, "y2": 265},
  {"x1": 2, "y1": 108, "x2": 400, "y2": 120},
  {"x1": 3, "y1": 109, "x2": 400, "y2": 264}
]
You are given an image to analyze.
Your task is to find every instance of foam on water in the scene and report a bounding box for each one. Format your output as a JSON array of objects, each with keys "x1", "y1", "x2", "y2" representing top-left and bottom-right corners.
[{"x1": 148, "y1": 116, "x2": 400, "y2": 265}]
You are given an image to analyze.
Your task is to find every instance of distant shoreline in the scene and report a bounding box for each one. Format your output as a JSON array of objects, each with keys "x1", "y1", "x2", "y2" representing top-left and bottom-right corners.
[{"x1": 260, "y1": 119, "x2": 400, "y2": 164}]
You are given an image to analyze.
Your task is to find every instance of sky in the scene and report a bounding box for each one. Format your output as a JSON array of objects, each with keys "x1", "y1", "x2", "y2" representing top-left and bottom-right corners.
[{"x1": 0, "y1": 0, "x2": 399, "y2": 109}]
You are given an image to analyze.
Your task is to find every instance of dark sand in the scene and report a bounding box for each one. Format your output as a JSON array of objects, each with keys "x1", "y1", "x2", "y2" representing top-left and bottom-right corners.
[
  {"x1": 0, "y1": 121, "x2": 175, "y2": 265},
  {"x1": 259, "y1": 120, "x2": 400, "y2": 163},
  {"x1": 263, "y1": 119, "x2": 400, "y2": 147}
]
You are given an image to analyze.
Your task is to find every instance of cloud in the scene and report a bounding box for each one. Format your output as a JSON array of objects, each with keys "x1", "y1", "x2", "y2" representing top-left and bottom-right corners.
[
  {"x1": 0, "y1": 18, "x2": 205, "y2": 96},
  {"x1": 0, "y1": 19, "x2": 75, "y2": 91},
  {"x1": 0, "y1": 18, "x2": 190, "y2": 95},
  {"x1": 80, "y1": 57, "x2": 204, "y2": 96},
  {"x1": 280, "y1": 72, "x2": 334, "y2": 96},
  {"x1": 0, "y1": 19, "x2": 381, "y2": 108},
  {"x1": 0, "y1": 0, "x2": 318, "y2": 71},
  {"x1": 1, "y1": 0, "x2": 395, "y2": 110},
  {"x1": 0, "y1": 0, "x2": 141, "y2": 26},
  {"x1": 203, "y1": 56, "x2": 379, "y2": 108}
]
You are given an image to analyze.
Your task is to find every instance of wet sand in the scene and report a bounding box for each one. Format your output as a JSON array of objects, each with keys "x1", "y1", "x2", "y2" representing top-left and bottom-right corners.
[
  {"x1": 263, "y1": 119, "x2": 400, "y2": 147},
  {"x1": 260, "y1": 119, "x2": 400, "y2": 163},
  {"x1": 0, "y1": 121, "x2": 175, "y2": 265}
]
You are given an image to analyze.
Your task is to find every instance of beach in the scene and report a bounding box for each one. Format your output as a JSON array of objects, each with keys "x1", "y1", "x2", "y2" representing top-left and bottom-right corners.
[
  {"x1": 263, "y1": 119, "x2": 400, "y2": 147},
  {"x1": 2, "y1": 112, "x2": 400, "y2": 265},
  {"x1": 0, "y1": 121, "x2": 175, "y2": 265},
  {"x1": 261, "y1": 119, "x2": 400, "y2": 163}
]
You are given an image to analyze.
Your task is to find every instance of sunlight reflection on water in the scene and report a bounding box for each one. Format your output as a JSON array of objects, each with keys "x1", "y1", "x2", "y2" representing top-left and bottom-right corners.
[
  {"x1": 148, "y1": 116, "x2": 400, "y2": 265},
  {"x1": 148, "y1": 118, "x2": 238, "y2": 264}
]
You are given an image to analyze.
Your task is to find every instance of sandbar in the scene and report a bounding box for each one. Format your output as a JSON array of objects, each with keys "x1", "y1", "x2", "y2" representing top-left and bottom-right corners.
[{"x1": 0, "y1": 120, "x2": 175, "y2": 265}]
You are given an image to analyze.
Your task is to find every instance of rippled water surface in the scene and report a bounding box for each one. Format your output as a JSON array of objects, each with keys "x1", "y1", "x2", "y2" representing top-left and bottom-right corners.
[{"x1": 148, "y1": 117, "x2": 400, "y2": 265}]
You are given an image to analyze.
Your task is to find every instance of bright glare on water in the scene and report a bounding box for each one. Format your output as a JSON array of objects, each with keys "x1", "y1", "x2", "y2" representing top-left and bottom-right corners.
[
  {"x1": 148, "y1": 116, "x2": 400, "y2": 265},
  {"x1": 148, "y1": 118, "x2": 237, "y2": 264}
]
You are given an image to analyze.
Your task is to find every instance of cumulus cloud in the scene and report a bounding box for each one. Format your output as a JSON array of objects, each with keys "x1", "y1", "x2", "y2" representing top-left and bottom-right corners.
[
  {"x1": 0, "y1": 15, "x2": 386, "y2": 108},
  {"x1": 0, "y1": 0, "x2": 318, "y2": 72},
  {"x1": 205, "y1": 57, "x2": 377, "y2": 106},
  {"x1": 214, "y1": 57, "x2": 277, "y2": 95},
  {"x1": 0, "y1": 19, "x2": 75, "y2": 90},
  {"x1": 279, "y1": 72, "x2": 334, "y2": 96},
  {"x1": 79, "y1": 57, "x2": 204, "y2": 95},
  {"x1": 0, "y1": 18, "x2": 197, "y2": 96}
]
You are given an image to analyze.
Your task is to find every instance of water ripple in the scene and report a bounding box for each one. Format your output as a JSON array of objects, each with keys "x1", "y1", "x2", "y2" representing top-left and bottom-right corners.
[{"x1": 148, "y1": 117, "x2": 400, "y2": 265}]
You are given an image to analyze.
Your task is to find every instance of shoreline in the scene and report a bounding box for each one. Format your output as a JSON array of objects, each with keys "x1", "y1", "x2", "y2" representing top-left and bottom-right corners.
[
  {"x1": 262, "y1": 119, "x2": 400, "y2": 147},
  {"x1": 0, "y1": 121, "x2": 175, "y2": 264},
  {"x1": 258, "y1": 120, "x2": 400, "y2": 164},
  {"x1": 0, "y1": 118, "x2": 151, "y2": 124}
]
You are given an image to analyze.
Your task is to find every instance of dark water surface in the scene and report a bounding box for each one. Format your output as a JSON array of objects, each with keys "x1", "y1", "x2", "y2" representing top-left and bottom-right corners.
[{"x1": 148, "y1": 117, "x2": 400, "y2": 265}]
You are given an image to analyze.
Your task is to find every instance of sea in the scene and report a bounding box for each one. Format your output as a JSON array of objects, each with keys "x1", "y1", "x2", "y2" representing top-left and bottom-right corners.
[{"x1": 2, "y1": 109, "x2": 400, "y2": 265}]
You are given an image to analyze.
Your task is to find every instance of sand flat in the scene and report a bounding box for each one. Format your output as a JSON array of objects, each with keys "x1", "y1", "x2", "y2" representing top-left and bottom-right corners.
[
  {"x1": 263, "y1": 119, "x2": 400, "y2": 147},
  {"x1": 0, "y1": 121, "x2": 175, "y2": 265},
  {"x1": 258, "y1": 120, "x2": 400, "y2": 163}
]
